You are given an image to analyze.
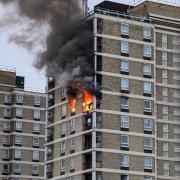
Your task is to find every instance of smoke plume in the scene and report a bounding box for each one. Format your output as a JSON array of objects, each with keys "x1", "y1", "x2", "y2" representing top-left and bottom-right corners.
[{"x1": 0, "y1": 0, "x2": 94, "y2": 94}]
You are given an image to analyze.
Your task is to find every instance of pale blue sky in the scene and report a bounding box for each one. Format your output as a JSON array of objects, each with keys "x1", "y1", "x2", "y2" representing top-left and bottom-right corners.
[{"x1": 0, "y1": 0, "x2": 176, "y2": 91}]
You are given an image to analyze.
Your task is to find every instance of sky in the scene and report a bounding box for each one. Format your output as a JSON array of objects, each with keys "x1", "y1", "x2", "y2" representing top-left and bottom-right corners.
[{"x1": 0, "y1": 0, "x2": 177, "y2": 91}]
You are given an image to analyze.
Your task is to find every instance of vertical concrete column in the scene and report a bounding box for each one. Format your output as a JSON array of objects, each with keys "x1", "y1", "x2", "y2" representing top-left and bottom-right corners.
[{"x1": 92, "y1": 17, "x2": 97, "y2": 180}]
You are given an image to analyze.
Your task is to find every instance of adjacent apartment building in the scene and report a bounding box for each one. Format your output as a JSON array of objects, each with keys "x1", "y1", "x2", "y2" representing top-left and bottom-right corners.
[
  {"x1": 45, "y1": 1, "x2": 180, "y2": 180},
  {"x1": 0, "y1": 67, "x2": 46, "y2": 179}
]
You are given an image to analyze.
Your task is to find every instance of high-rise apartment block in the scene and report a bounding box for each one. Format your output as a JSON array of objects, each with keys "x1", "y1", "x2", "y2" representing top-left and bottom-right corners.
[
  {"x1": 45, "y1": 1, "x2": 180, "y2": 180},
  {"x1": 0, "y1": 68, "x2": 46, "y2": 179}
]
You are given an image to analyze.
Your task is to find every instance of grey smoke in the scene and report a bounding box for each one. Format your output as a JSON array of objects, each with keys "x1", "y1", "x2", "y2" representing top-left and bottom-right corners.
[{"x1": 0, "y1": 0, "x2": 94, "y2": 94}]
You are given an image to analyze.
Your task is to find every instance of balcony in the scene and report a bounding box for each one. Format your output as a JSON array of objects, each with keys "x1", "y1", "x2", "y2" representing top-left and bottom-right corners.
[
  {"x1": 47, "y1": 134, "x2": 54, "y2": 143},
  {"x1": 83, "y1": 153, "x2": 92, "y2": 170},
  {"x1": 48, "y1": 94, "x2": 55, "y2": 107},
  {"x1": 46, "y1": 163, "x2": 53, "y2": 179},
  {"x1": 47, "y1": 147, "x2": 54, "y2": 161},
  {"x1": 84, "y1": 114, "x2": 92, "y2": 131},
  {"x1": 47, "y1": 111, "x2": 54, "y2": 125},
  {"x1": 84, "y1": 134, "x2": 92, "y2": 150}
]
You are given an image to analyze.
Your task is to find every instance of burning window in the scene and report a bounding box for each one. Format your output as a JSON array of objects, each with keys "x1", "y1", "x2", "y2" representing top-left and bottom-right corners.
[
  {"x1": 68, "y1": 95, "x2": 76, "y2": 113},
  {"x1": 82, "y1": 89, "x2": 93, "y2": 112}
]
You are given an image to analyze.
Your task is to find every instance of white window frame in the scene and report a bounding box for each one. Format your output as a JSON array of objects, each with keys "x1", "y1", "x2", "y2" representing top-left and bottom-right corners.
[
  {"x1": 16, "y1": 94, "x2": 23, "y2": 103},
  {"x1": 121, "y1": 116, "x2": 129, "y2": 129},
  {"x1": 144, "y1": 119, "x2": 152, "y2": 132},
  {"x1": 143, "y1": 27, "x2": 151, "y2": 39},
  {"x1": 70, "y1": 137, "x2": 76, "y2": 150},
  {"x1": 144, "y1": 157, "x2": 152, "y2": 169},
  {"x1": 33, "y1": 123, "x2": 40, "y2": 133},
  {"x1": 33, "y1": 137, "x2": 39, "y2": 146},
  {"x1": 70, "y1": 157, "x2": 75, "y2": 170},
  {"x1": 144, "y1": 82, "x2": 152, "y2": 94},
  {"x1": 143, "y1": 45, "x2": 151, "y2": 57},
  {"x1": 14, "y1": 149, "x2": 22, "y2": 159},
  {"x1": 144, "y1": 138, "x2": 153, "y2": 150},
  {"x1": 144, "y1": 100, "x2": 152, "y2": 112},
  {"x1": 143, "y1": 64, "x2": 151, "y2": 76},
  {"x1": 16, "y1": 107, "x2": 22, "y2": 117},
  {"x1": 34, "y1": 109, "x2": 40, "y2": 119},
  {"x1": 15, "y1": 135, "x2": 22, "y2": 145},
  {"x1": 34, "y1": 96, "x2": 41, "y2": 106},
  {"x1": 60, "y1": 159, "x2": 65, "y2": 172},
  {"x1": 3, "y1": 121, "x2": 10, "y2": 131},
  {"x1": 4, "y1": 108, "x2": 11, "y2": 118},
  {"x1": 121, "y1": 154, "x2": 129, "y2": 167},
  {"x1": 121, "y1": 23, "x2": 129, "y2": 35},
  {"x1": 70, "y1": 119, "x2": 76, "y2": 132},
  {"x1": 3, "y1": 149, "x2": 9, "y2": 159},
  {"x1": 121, "y1": 135, "x2": 129, "y2": 147},
  {"x1": 14, "y1": 163, "x2": 21, "y2": 173},
  {"x1": 32, "y1": 164, "x2": 39, "y2": 174},
  {"x1": 60, "y1": 141, "x2": 66, "y2": 153},
  {"x1": 60, "y1": 122, "x2": 66, "y2": 135},
  {"x1": 16, "y1": 121, "x2": 22, "y2": 131},
  {"x1": 121, "y1": 60, "x2": 129, "y2": 72},
  {"x1": 121, "y1": 41, "x2": 129, "y2": 54},
  {"x1": 4, "y1": 94, "x2": 11, "y2": 103},
  {"x1": 121, "y1": 97, "x2": 129, "y2": 109},
  {"x1": 33, "y1": 150, "x2": 39, "y2": 160},
  {"x1": 121, "y1": 78, "x2": 129, "y2": 91}
]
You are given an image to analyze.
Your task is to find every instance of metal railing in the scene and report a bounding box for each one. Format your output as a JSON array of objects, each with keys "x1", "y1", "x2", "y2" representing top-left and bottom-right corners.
[{"x1": 128, "y1": 0, "x2": 180, "y2": 7}]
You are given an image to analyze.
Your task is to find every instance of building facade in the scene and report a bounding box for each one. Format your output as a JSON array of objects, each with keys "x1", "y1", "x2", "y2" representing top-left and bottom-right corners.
[{"x1": 0, "y1": 68, "x2": 46, "y2": 179}]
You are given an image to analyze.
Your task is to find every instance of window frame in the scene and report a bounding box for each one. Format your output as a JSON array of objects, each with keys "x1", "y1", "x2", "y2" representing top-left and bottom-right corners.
[
  {"x1": 143, "y1": 64, "x2": 151, "y2": 76},
  {"x1": 121, "y1": 154, "x2": 129, "y2": 167},
  {"x1": 121, "y1": 78, "x2": 129, "y2": 91},
  {"x1": 144, "y1": 100, "x2": 152, "y2": 112},
  {"x1": 14, "y1": 148, "x2": 22, "y2": 159},
  {"x1": 70, "y1": 157, "x2": 75, "y2": 170},
  {"x1": 3, "y1": 149, "x2": 9, "y2": 159},
  {"x1": 144, "y1": 157, "x2": 153, "y2": 169},
  {"x1": 34, "y1": 109, "x2": 40, "y2": 119},
  {"x1": 34, "y1": 96, "x2": 41, "y2": 106},
  {"x1": 60, "y1": 141, "x2": 66, "y2": 153},
  {"x1": 3, "y1": 121, "x2": 10, "y2": 131},
  {"x1": 121, "y1": 23, "x2": 129, "y2": 35},
  {"x1": 15, "y1": 135, "x2": 22, "y2": 145},
  {"x1": 16, "y1": 107, "x2": 23, "y2": 117},
  {"x1": 60, "y1": 159, "x2": 65, "y2": 172},
  {"x1": 144, "y1": 138, "x2": 153, "y2": 150},
  {"x1": 70, "y1": 137, "x2": 76, "y2": 151},
  {"x1": 121, "y1": 116, "x2": 129, "y2": 129},
  {"x1": 144, "y1": 82, "x2": 152, "y2": 94},
  {"x1": 33, "y1": 137, "x2": 40, "y2": 147},
  {"x1": 33, "y1": 123, "x2": 40, "y2": 133},
  {"x1": 4, "y1": 94, "x2": 11, "y2": 103},
  {"x1": 16, "y1": 94, "x2": 23, "y2": 103},
  {"x1": 121, "y1": 134, "x2": 129, "y2": 148},
  {"x1": 32, "y1": 164, "x2": 39, "y2": 174},
  {"x1": 144, "y1": 119, "x2": 152, "y2": 132},
  {"x1": 70, "y1": 119, "x2": 76, "y2": 132},
  {"x1": 121, "y1": 97, "x2": 129, "y2": 109},
  {"x1": 2, "y1": 164, "x2": 9, "y2": 173},
  {"x1": 121, "y1": 60, "x2": 129, "y2": 72},
  {"x1": 121, "y1": 41, "x2": 129, "y2": 54},
  {"x1": 143, "y1": 27, "x2": 151, "y2": 39},
  {"x1": 32, "y1": 150, "x2": 40, "y2": 161},
  {"x1": 143, "y1": 45, "x2": 151, "y2": 57},
  {"x1": 13, "y1": 163, "x2": 21, "y2": 173},
  {"x1": 15, "y1": 121, "x2": 22, "y2": 131}
]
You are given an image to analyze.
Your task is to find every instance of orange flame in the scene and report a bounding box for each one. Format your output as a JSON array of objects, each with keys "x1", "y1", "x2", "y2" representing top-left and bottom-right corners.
[
  {"x1": 68, "y1": 95, "x2": 76, "y2": 113},
  {"x1": 82, "y1": 89, "x2": 93, "y2": 112}
]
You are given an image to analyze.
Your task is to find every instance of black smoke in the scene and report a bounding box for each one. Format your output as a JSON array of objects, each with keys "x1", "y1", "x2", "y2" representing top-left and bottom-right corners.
[{"x1": 0, "y1": 0, "x2": 94, "y2": 94}]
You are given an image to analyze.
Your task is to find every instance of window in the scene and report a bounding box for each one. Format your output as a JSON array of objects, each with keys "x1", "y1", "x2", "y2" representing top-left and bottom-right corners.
[
  {"x1": 70, "y1": 137, "x2": 76, "y2": 151},
  {"x1": 143, "y1": 27, "x2": 151, "y2": 39},
  {"x1": 121, "y1": 78, "x2": 129, "y2": 91},
  {"x1": 121, "y1": 135, "x2": 129, "y2": 147},
  {"x1": 144, "y1": 119, "x2": 152, "y2": 132},
  {"x1": 163, "y1": 161, "x2": 169, "y2": 176},
  {"x1": 96, "y1": 152, "x2": 102, "y2": 162},
  {"x1": 144, "y1": 100, "x2": 151, "y2": 112},
  {"x1": 34, "y1": 109, "x2": 40, "y2": 119},
  {"x1": 144, "y1": 138, "x2": 152, "y2": 150},
  {"x1": 14, "y1": 163, "x2": 21, "y2": 173},
  {"x1": 144, "y1": 82, "x2": 151, "y2": 94},
  {"x1": 96, "y1": 133, "x2": 102, "y2": 143},
  {"x1": 33, "y1": 123, "x2": 40, "y2": 133},
  {"x1": 32, "y1": 164, "x2": 39, "y2": 174},
  {"x1": 62, "y1": 87, "x2": 66, "y2": 98},
  {"x1": 3, "y1": 135, "x2": 10, "y2": 145},
  {"x1": 70, "y1": 157, "x2": 75, "y2": 170},
  {"x1": 61, "y1": 105, "x2": 67, "y2": 117},
  {"x1": 3, "y1": 121, "x2": 10, "y2": 131},
  {"x1": 16, "y1": 94, "x2": 23, "y2": 103},
  {"x1": 33, "y1": 137, "x2": 39, "y2": 147},
  {"x1": 16, "y1": 107, "x2": 22, "y2": 117},
  {"x1": 60, "y1": 122, "x2": 66, "y2": 135},
  {"x1": 121, "y1": 116, "x2": 129, "y2": 129},
  {"x1": 121, "y1": 175, "x2": 129, "y2": 180},
  {"x1": 34, "y1": 96, "x2": 40, "y2": 106},
  {"x1": 121, "y1": 154, "x2": 129, "y2": 167},
  {"x1": 60, "y1": 159, "x2": 65, "y2": 172},
  {"x1": 3, "y1": 149, "x2": 9, "y2": 159},
  {"x1": 121, "y1": 23, "x2": 129, "y2": 35},
  {"x1": 121, "y1": 97, "x2": 129, "y2": 109},
  {"x1": 14, "y1": 149, "x2": 22, "y2": 159},
  {"x1": 144, "y1": 176, "x2": 152, "y2": 180},
  {"x1": 97, "y1": 173, "x2": 102, "y2": 180},
  {"x1": 143, "y1": 45, "x2": 151, "y2": 57},
  {"x1": 121, "y1": 41, "x2": 129, "y2": 54},
  {"x1": 121, "y1": 60, "x2": 129, "y2": 72},
  {"x1": 2, "y1": 164, "x2": 9, "y2": 173},
  {"x1": 143, "y1": 64, "x2": 151, "y2": 76},
  {"x1": 33, "y1": 150, "x2": 39, "y2": 161},
  {"x1": 144, "y1": 157, "x2": 152, "y2": 169},
  {"x1": 70, "y1": 119, "x2": 76, "y2": 132},
  {"x1": 15, "y1": 135, "x2": 22, "y2": 145},
  {"x1": 4, "y1": 108, "x2": 11, "y2": 118},
  {"x1": 60, "y1": 141, "x2": 66, "y2": 153},
  {"x1": 16, "y1": 121, "x2": 22, "y2": 131},
  {"x1": 4, "y1": 94, "x2": 11, "y2": 103}
]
